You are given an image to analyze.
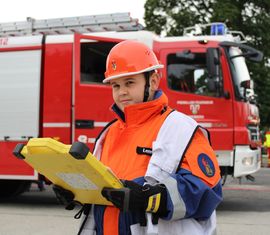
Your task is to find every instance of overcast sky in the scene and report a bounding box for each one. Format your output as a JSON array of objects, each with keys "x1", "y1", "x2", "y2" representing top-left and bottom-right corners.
[{"x1": 0, "y1": 0, "x2": 146, "y2": 25}]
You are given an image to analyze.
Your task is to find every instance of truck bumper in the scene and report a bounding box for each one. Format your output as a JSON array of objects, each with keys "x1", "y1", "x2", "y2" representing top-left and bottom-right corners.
[{"x1": 233, "y1": 145, "x2": 261, "y2": 178}]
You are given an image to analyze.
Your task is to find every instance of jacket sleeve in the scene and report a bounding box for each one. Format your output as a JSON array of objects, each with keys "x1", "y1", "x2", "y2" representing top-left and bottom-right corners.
[{"x1": 160, "y1": 129, "x2": 223, "y2": 221}]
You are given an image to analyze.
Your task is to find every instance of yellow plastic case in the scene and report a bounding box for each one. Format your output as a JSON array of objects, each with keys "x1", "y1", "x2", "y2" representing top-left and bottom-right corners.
[{"x1": 13, "y1": 138, "x2": 123, "y2": 205}]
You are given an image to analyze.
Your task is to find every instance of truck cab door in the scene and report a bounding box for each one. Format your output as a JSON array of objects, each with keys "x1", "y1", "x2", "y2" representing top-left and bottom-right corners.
[
  {"x1": 159, "y1": 46, "x2": 234, "y2": 161},
  {"x1": 73, "y1": 34, "x2": 122, "y2": 150}
]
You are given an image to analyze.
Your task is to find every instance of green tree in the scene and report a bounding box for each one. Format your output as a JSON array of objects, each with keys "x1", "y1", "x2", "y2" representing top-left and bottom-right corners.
[
  {"x1": 144, "y1": 0, "x2": 213, "y2": 35},
  {"x1": 144, "y1": 0, "x2": 270, "y2": 128}
]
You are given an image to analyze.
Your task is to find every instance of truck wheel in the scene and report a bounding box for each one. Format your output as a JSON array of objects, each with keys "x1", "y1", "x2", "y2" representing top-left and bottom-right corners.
[{"x1": 0, "y1": 180, "x2": 31, "y2": 198}]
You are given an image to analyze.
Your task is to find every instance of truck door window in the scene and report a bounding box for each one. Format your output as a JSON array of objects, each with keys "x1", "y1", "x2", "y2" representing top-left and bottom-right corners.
[
  {"x1": 80, "y1": 42, "x2": 116, "y2": 84},
  {"x1": 167, "y1": 52, "x2": 223, "y2": 97}
]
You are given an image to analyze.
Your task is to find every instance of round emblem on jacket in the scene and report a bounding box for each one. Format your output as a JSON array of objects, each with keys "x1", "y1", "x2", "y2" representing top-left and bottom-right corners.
[{"x1": 197, "y1": 153, "x2": 215, "y2": 177}]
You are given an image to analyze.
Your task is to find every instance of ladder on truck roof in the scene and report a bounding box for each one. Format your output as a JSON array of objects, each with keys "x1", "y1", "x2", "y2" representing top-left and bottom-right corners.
[{"x1": 0, "y1": 12, "x2": 143, "y2": 37}]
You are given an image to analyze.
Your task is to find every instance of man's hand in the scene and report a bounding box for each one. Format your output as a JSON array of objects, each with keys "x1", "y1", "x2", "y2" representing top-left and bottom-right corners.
[{"x1": 101, "y1": 180, "x2": 168, "y2": 217}]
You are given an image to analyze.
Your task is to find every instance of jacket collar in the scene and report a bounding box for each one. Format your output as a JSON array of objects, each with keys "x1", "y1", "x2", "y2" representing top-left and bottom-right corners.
[{"x1": 111, "y1": 90, "x2": 168, "y2": 127}]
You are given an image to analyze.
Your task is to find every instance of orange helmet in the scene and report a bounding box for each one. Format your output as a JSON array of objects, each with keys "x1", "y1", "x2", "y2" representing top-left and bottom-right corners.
[{"x1": 103, "y1": 40, "x2": 163, "y2": 83}]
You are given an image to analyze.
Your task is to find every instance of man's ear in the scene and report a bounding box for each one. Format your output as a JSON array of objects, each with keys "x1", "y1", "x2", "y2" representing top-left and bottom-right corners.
[{"x1": 150, "y1": 72, "x2": 160, "y2": 91}]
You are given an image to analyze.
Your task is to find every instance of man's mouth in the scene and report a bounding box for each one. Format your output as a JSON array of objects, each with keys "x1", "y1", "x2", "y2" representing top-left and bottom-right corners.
[{"x1": 120, "y1": 99, "x2": 131, "y2": 103}]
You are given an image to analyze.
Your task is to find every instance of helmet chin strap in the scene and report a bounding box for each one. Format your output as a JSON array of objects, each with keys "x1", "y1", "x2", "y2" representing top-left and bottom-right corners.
[{"x1": 143, "y1": 72, "x2": 150, "y2": 102}]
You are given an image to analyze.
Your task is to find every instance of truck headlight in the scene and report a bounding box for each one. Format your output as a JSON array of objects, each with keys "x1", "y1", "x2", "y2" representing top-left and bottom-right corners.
[{"x1": 242, "y1": 156, "x2": 254, "y2": 166}]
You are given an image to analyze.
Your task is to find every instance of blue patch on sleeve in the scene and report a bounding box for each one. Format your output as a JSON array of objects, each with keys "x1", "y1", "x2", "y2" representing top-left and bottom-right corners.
[{"x1": 198, "y1": 153, "x2": 215, "y2": 177}]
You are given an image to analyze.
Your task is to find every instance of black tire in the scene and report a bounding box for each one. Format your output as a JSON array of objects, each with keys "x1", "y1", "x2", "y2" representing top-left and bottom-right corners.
[{"x1": 0, "y1": 180, "x2": 31, "y2": 198}]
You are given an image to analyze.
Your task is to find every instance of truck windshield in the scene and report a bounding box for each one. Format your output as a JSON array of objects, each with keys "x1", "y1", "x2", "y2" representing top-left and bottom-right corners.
[
  {"x1": 167, "y1": 52, "x2": 223, "y2": 97},
  {"x1": 229, "y1": 47, "x2": 255, "y2": 101}
]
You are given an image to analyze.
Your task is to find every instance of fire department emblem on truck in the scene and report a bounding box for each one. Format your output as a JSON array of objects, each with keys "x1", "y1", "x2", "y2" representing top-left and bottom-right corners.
[{"x1": 190, "y1": 104, "x2": 200, "y2": 115}]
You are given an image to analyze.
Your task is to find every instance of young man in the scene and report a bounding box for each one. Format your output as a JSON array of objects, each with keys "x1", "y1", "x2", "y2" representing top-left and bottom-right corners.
[{"x1": 78, "y1": 40, "x2": 222, "y2": 235}]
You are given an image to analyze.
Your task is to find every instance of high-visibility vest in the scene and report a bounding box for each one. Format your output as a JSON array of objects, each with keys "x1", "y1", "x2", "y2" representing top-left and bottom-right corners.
[{"x1": 264, "y1": 132, "x2": 270, "y2": 148}]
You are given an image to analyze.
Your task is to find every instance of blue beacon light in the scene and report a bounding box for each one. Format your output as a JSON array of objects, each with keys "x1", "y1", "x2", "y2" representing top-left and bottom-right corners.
[{"x1": 210, "y1": 23, "x2": 226, "y2": 35}]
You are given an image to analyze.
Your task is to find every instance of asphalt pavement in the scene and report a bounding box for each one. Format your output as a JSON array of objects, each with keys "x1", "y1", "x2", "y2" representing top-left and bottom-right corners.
[
  {"x1": 217, "y1": 167, "x2": 270, "y2": 235},
  {"x1": 0, "y1": 167, "x2": 270, "y2": 235}
]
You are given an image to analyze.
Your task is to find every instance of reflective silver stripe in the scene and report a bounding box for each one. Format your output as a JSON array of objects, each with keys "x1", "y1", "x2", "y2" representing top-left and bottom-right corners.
[
  {"x1": 88, "y1": 138, "x2": 96, "y2": 143},
  {"x1": 198, "y1": 122, "x2": 212, "y2": 128},
  {"x1": 43, "y1": 122, "x2": 70, "y2": 128},
  {"x1": 94, "y1": 122, "x2": 108, "y2": 127},
  {"x1": 0, "y1": 170, "x2": 38, "y2": 180},
  {"x1": 161, "y1": 176, "x2": 186, "y2": 220}
]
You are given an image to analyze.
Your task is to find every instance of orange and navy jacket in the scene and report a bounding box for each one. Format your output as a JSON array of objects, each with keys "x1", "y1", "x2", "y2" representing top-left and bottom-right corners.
[{"x1": 88, "y1": 91, "x2": 222, "y2": 235}]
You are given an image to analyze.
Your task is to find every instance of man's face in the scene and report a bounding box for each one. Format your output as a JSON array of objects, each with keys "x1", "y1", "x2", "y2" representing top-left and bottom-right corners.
[{"x1": 110, "y1": 74, "x2": 146, "y2": 112}]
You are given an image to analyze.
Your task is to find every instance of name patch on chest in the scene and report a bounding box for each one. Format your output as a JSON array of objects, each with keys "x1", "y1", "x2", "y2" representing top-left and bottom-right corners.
[{"x1": 136, "y1": 146, "x2": 152, "y2": 156}]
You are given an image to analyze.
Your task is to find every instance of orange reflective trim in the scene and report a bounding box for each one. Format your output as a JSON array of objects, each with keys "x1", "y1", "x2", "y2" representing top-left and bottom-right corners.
[
  {"x1": 181, "y1": 129, "x2": 221, "y2": 188},
  {"x1": 103, "y1": 206, "x2": 119, "y2": 235}
]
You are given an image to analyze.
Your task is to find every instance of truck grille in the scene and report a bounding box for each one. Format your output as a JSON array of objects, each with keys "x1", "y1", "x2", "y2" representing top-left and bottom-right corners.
[{"x1": 247, "y1": 125, "x2": 260, "y2": 142}]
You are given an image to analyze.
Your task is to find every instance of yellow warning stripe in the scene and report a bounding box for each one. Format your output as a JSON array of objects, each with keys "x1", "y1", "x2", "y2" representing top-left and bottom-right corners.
[{"x1": 146, "y1": 193, "x2": 161, "y2": 213}]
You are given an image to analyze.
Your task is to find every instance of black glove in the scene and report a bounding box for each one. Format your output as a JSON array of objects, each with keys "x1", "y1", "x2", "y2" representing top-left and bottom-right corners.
[
  {"x1": 52, "y1": 185, "x2": 78, "y2": 210},
  {"x1": 102, "y1": 180, "x2": 168, "y2": 218}
]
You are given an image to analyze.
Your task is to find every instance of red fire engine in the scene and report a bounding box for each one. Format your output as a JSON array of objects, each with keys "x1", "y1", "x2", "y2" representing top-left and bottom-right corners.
[{"x1": 0, "y1": 13, "x2": 263, "y2": 196}]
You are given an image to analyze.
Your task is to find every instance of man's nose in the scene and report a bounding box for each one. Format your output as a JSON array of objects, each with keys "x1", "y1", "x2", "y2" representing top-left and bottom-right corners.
[{"x1": 119, "y1": 86, "x2": 128, "y2": 95}]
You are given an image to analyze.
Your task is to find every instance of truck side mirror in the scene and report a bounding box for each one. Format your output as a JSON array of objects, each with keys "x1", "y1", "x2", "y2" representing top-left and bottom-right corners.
[
  {"x1": 220, "y1": 41, "x2": 263, "y2": 63},
  {"x1": 206, "y1": 79, "x2": 216, "y2": 92},
  {"x1": 206, "y1": 48, "x2": 220, "y2": 79},
  {"x1": 240, "y1": 51, "x2": 263, "y2": 63},
  {"x1": 240, "y1": 80, "x2": 251, "y2": 89}
]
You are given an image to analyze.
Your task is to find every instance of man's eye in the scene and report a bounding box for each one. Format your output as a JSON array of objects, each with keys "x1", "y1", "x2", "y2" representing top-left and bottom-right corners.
[
  {"x1": 112, "y1": 84, "x2": 119, "y2": 89},
  {"x1": 126, "y1": 81, "x2": 134, "y2": 85}
]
